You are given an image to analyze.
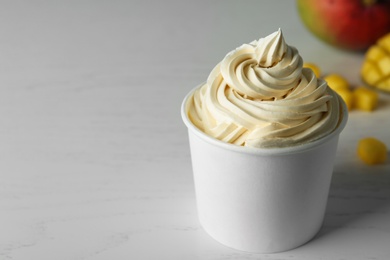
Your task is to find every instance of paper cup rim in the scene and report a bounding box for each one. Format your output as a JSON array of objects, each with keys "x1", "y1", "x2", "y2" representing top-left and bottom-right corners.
[{"x1": 181, "y1": 84, "x2": 348, "y2": 156}]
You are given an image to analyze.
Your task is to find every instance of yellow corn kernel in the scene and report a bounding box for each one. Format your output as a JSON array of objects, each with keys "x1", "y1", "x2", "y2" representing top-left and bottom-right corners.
[
  {"x1": 336, "y1": 89, "x2": 354, "y2": 111},
  {"x1": 303, "y1": 62, "x2": 321, "y2": 78},
  {"x1": 357, "y1": 137, "x2": 387, "y2": 165},
  {"x1": 353, "y1": 87, "x2": 378, "y2": 112},
  {"x1": 323, "y1": 73, "x2": 349, "y2": 92}
]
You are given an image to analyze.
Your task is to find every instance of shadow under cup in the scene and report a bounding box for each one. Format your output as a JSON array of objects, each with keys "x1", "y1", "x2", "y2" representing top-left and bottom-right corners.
[{"x1": 181, "y1": 86, "x2": 348, "y2": 253}]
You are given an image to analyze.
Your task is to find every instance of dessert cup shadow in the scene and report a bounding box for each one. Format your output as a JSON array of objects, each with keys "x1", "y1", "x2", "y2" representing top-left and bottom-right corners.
[{"x1": 315, "y1": 166, "x2": 390, "y2": 239}]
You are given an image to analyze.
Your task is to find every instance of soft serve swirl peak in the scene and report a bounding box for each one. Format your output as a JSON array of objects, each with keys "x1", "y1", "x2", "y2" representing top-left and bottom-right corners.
[{"x1": 187, "y1": 29, "x2": 343, "y2": 148}]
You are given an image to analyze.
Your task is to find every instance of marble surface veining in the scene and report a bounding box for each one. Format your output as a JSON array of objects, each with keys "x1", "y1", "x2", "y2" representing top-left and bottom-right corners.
[{"x1": 0, "y1": 1, "x2": 389, "y2": 259}]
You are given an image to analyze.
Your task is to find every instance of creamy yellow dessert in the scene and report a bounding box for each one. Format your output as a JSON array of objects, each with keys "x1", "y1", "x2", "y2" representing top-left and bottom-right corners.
[{"x1": 187, "y1": 29, "x2": 344, "y2": 148}]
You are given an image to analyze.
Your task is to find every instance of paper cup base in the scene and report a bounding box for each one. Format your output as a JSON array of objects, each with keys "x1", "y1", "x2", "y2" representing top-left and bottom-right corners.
[{"x1": 189, "y1": 131, "x2": 338, "y2": 253}]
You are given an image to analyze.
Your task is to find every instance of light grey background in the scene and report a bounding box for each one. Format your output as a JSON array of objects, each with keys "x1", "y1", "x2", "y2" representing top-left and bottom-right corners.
[{"x1": 0, "y1": 1, "x2": 389, "y2": 259}]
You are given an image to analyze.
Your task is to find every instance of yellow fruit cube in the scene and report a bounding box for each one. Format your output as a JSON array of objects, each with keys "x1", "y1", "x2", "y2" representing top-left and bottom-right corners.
[
  {"x1": 377, "y1": 78, "x2": 390, "y2": 92},
  {"x1": 303, "y1": 62, "x2": 321, "y2": 78},
  {"x1": 336, "y1": 89, "x2": 354, "y2": 111},
  {"x1": 377, "y1": 32, "x2": 390, "y2": 53},
  {"x1": 361, "y1": 32, "x2": 390, "y2": 93},
  {"x1": 353, "y1": 87, "x2": 378, "y2": 112},
  {"x1": 360, "y1": 61, "x2": 382, "y2": 85},
  {"x1": 323, "y1": 73, "x2": 349, "y2": 92},
  {"x1": 357, "y1": 137, "x2": 387, "y2": 165},
  {"x1": 378, "y1": 56, "x2": 390, "y2": 76},
  {"x1": 365, "y1": 45, "x2": 387, "y2": 61}
]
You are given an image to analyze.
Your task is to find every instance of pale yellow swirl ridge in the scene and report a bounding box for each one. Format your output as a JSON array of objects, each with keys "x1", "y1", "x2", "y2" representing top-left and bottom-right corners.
[{"x1": 187, "y1": 29, "x2": 342, "y2": 148}]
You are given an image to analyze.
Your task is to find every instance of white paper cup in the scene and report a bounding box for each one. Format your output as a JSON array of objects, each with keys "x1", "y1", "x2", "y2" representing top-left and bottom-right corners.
[{"x1": 181, "y1": 85, "x2": 348, "y2": 253}]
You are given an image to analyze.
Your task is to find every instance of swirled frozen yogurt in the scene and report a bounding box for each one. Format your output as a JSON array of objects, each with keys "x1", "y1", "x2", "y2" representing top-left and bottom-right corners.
[{"x1": 186, "y1": 29, "x2": 344, "y2": 148}]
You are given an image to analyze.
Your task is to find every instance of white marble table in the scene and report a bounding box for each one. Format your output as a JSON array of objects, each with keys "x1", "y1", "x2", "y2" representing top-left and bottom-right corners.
[{"x1": 0, "y1": 1, "x2": 389, "y2": 259}]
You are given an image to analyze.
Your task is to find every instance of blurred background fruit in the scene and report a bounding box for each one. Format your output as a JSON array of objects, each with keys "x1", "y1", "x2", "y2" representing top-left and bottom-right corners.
[
  {"x1": 361, "y1": 32, "x2": 390, "y2": 92},
  {"x1": 297, "y1": 0, "x2": 390, "y2": 51}
]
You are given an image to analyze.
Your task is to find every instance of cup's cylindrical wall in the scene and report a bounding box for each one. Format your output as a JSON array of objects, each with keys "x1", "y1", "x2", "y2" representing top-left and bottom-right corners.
[
  {"x1": 188, "y1": 130, "x2": 339, "y2": 253},
  {"x1": 182, "y1": 85, "x2": 348, "y2": 253}
]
